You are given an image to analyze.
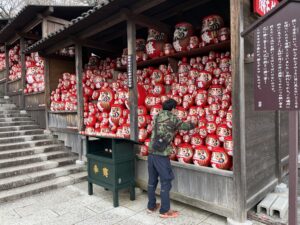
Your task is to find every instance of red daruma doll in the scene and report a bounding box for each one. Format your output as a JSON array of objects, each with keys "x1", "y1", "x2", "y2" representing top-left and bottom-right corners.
[
  {"x1": 211, "y1": 147, "x2": 232, "y2": 170},
  {"x1": 176, "y1": 143, "x2": 194, "y2": 164},
  {"x1": 193, "y1": 146, "x2": 211, "y2": 167}
]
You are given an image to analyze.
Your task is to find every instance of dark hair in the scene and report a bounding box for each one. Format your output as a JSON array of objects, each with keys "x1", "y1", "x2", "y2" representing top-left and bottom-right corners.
[{"x1": 163, "y1": 99, "x2": 177, "y2": 111}]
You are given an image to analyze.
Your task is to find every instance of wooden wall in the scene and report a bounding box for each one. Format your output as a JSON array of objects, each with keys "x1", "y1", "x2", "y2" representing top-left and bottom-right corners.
[
  {"x1": 242, "y1": 0, "x2": 279, "y2": 210},
  {"x1": 27, "y1": 109, "x2": 46, "y2": 129},
  {"x1": 0, "y1": 70, "x2": 6, "y2": 96}
]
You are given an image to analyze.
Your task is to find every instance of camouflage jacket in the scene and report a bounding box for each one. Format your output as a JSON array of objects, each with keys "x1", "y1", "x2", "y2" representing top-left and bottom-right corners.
[{"x1": 148, "y1": 110, "x2": 195, "y2": 156}]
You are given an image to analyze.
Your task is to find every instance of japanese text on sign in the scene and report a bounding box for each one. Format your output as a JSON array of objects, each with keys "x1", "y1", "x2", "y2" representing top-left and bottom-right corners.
[{"x1": 254, "y1": 17, "x2": 300, "y2": 110}]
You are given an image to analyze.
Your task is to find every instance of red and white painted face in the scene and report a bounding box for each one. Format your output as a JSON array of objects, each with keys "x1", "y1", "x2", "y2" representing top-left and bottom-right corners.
[
  {"x1": 178, "y1": 63, "x2": 191, "y2": 76},
  {"x1": 85, "y1": 126, "x2": 95, "y2": 134},
  {"x1": 205, "y1": 60, "x2": 217, "y2": 73},
  {"x1": 169, "y1": 144, "x2": 178, "y2": 161},
  {"x1": 152, "y1": 84, "x2": 165, "y2": 96},
  {"x1": 206, "y1": 134, "x2": 221, "y2": 150},
  {"x1": 206, "y1": 113, "x2": 216, "y2": 122},
  {"x1": 195, "y1": 89, "x2": 207, "y2": 107},
  {"x1": 140, "y1": 145, "x2": 149, "y2": 156},
  {"x1": 176, "y1": 143, "x2": 194, "y2": 164},
  {"x1": 202, "y1": 15, "x2": 224, "y2": 33},
  {"x1": 213, "y1": 68, "x2": 222, "y2": 78},
  {"x1": 197, "y1": 107, "x2": 206, "y2": 118},
  {"x1": 161, "y1": 95, "x2": 169, "y2": 104},
  {"x1": 189, "y1": 106, "x2": 198, "y2": 116},
  {"x1": 208, "y1": 85, "x2": 223, "y2": 100},
  {"x1": 193, "y1": 62, "x2": 204, "y2": 71},
  {"x1": 150, "y1": 105, "x2": 162, "y2": 119},
  {"x1": 145, "y1": 94, "x2": 157, "y2": 110},
  {"x1": 188, "y1": 68, "x2": 199, "y2": 80},
  {"x1": 182, "y1": 94, "x2": 194, "y2": 109},
  {"x1": 171, "y1": 83, "x2": 179, "y2": 95},
  {"x1": 191, "y1": 134, "x2": 203, "y2": 148},
  {"x1": 163, "y1": 43, "x2": 175, "y2": 56},
  {"x1": 164, "y1": 73, "x2": 174, "y2": 85},
  {"x1": 211, "y1": 147, "x2": 231, "y2": 170},
  {"x1": 193, "y1": 146, "x2": 211, "y2": 167},
  {"x1": 138, "y1": 128, "x2": 148, "y2": 142},
  {"x1": 209, "y1": 103, "x2": 221, "y2": 115},
  {"x1": 171, "y1": 95, "x2": 182, "y2": 106},
  {"x1": 224, "y1": 136, "x2": 233, "y2": 156},
  {"x1": 206, "y1": 121, "x2": 217, "y2": 134},
  {"x1": 226, "y1": 110, "x2": 233, "y2": 128},
  {"x1": 173, "y1": 22, "x2": 194, "y2": 52},
  {"x1": 174, "y1": 135, "x2": 183, "y2": 146},
  {"x1": 188, "y1": 84, "x2": 197, "y2": 95},
  {"x1": 218, "y1": 27, "x2": 230, "y2": 42},
  {"x1": 151, "y1": 69, "x2": 164, "y2": 84},
  {"x1": 100, "y1": 126, "x2": 110, "y2": 134},
  {"x1": 189, "y1": 36, "x2": 199, "y2": 49},
  {"x1": 183, "y1": 134, "x2": 191, "y2": 143},
  {"x1": 175, "y1": 107, "x2": 188, "y2": 121},
  {"x1": 138, "y1": 105, "x2": 147, "y2": 115},
  {"x1": 221, "y1": 100, "x2": 230, "y2": 110},
  {"x1": 98, "y1": 87, "x2": 114, "y2": 112},
  {"x1": 219, "y1": 57, "x2": 231, "y2": 72},
  {"x1": 218, "y1": 109, "x2": 227, "y2": 118},
  {"x1": 122, "y1": 125, "x2": 131, "y2": 138},
  {"x1": 109, "y1": 104, "x2": 123, "y2": 125},
  {"x1": 216, "y1": 124, "x2": 232, "y2": 142},
  {"x1": 197, "y1": 71, "x2": 212, "y2": 89},
  {"x1": 199, "y1": 126, "x2": 208, "y2": 139},
  {"x1": 178, "y1": 75, "x2": 188, "y2": 84}
]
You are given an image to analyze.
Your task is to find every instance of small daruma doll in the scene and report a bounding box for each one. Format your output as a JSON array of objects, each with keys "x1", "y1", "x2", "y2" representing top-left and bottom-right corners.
[
  {"x1": 173, "y1": 22, "x2": 194, "y2": 52},
  {"x1": 206, "y1": 134, "x2": 221, "y2": 151},
  {"x1": 176, "y1": 143, "x2": 194, "y2": 164},
  {"x1": 216, "y1": 124, "x2": 232, "y2": 142},
  {"x1": 109, "y1": 104, "x2": 123, "y2": 126},
  {"x1": 169, "y1": 144, "x2": 178, "y2": 161},
  {"x1": 197, "y1": 71, "x2": 212, "y2": 89},
  {"x1": 98, "y1": 87, "x2": 114, "y2": 112},
  {"x1": 195, "y1": 89, "x2": 208, "y2": 107},
  {"x1": 191, "y1": 134, "x2": 203, "y2": 148},
  {"x1": 140, "y1": 144, "x2": 149, "y2": 156},
  {"x1": 211, "y1": 147, "x2": 231, "y2": 170},
  {"x1": 193, "y1": 146, "x2": 211, "y2": 167},
  {"x1": 224, "y1": 136, "x2": 233, "y2": 156}
]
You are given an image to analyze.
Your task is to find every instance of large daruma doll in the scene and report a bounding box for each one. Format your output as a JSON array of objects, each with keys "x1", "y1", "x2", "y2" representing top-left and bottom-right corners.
[
  {"x1": 176, "y1": 143, "x2": 194, "y2": 164},
  {"x1": 211, "y1": 147, "x2": 231, "y2": 170},
  {"x1": 193, "y1": 145, "x2": 211, "y2": 167},
  {"x1": 173, "y1": 22, "x2": 194, "y2": 52}
]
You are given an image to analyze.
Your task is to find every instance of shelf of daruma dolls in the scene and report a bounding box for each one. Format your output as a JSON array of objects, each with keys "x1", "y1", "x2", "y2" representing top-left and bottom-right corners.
[{"x1": 116, "y1": 41, "x2": 231, "y2": 71}]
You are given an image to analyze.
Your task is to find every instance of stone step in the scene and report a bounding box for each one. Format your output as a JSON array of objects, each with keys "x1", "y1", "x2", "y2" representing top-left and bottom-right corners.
[
  {"x1": 0, "y1": 171, "x2": 87, "y2": 203},
  {"x1": 0, "y1": 156, "x2": 78, "y2": 179},
  {"x1": 0, "y1": 164, "x2": 85, "y2": 191},
  {"x1": 0, "y1": 144, "x2": 67, "y2": 160},
  {"x1": 0, "y1": 134, "x2": 53, "y2": 144},
  {"x1": 0, "y1": 104, "x2": 17, "y2": 110},
  {"x1": 0, "y1": 117, "x2": 33, "y2": 122},
  {"x1": 0, "y1": 121, "x2": 35, "y2": 127},
  {"x1": 0, "y1": 139, "x2": 63, "y2": 151},
  {"x1": 0, "y1": 125, "x2": 40, "y2": 132},
  {"x1": 0, "y1": 129, "x2": 44, "y2": 138},
  {"x1": 0, "y1": 151, "x2": 75, "y2": 168},
  {"x1": 0, "y1": 113, "x2": 29, "y2": 118}
]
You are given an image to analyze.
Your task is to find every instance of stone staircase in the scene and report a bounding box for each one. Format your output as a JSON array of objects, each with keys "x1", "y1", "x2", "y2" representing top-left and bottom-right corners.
[{"x1": 0, "y1": 97, "x2": 87, "y2": 203}]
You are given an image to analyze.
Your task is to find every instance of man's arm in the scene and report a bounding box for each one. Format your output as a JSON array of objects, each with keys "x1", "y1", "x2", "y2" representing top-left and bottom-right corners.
[{"x1": 171, "y1": 114, "x2": 195, "y2": 131}]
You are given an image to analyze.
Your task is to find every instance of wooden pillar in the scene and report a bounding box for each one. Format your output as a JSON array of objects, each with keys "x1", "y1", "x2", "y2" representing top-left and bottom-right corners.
[
  {"x1": 44, "y1": 56, "x2": 50, "y2": 130},
  {"x1": 4, "y1": 44, "x2": 9, "y2": 96},
  {"x1": 275, "y1": 111, "x2": 282, "y2": 182},
  {"x1": 75, "y1": 44, "x2": 83, "y2": 132},
  {"x1": 231, "y1": 0, "x2": 247, "y2": 223},
  {"x1": 20, "y1": 37, "x2": 26, "y2": 109},
  {"x1": 127, "y1": 20, "x2": 138, "y2": 141},
  {"x1": 75, "y1": 43, "x2": 84, "y2": 161}
]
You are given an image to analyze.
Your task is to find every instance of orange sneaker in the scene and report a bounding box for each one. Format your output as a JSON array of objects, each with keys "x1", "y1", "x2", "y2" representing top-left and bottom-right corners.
[{"x1": 159, "y1": 210, "x2": 179, "y2": 218}]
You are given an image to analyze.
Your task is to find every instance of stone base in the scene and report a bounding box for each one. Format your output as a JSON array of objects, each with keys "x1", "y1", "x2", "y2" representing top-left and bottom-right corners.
[
  {"x1": 135, "y1": 187, "x2": 143, "y2": 195},
  {"x1": 227, "y1": 218, "x2": 253, "y2": 225},
  {"x1": 20, "y1": 110, "x2": 27, "y2": 115},
  {"x1": 3, "y1": 96, "x2": 9, "y2": 99},
  {"x1": 76, "y1": 160, "x2": 85, "y2": 165}
]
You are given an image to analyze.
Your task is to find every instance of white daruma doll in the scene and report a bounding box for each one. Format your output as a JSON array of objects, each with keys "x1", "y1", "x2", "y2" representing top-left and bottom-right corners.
[{"x1": 173, "y1": 22, "x2": 194, "y2": 52}]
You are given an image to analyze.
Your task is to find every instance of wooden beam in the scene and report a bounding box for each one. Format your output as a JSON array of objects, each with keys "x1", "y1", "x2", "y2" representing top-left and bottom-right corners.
[
  {"x1": 44, "y1": 57, "x2": 50, "y2": 130},
  {"x1": 231, "y1": 0, "x2": 247, "y2": 223},
  {"x1": 44, "y1": 16, "x2": 70, "y2": 26},
  {"x1": 121, "y1": 8, "x2": 171, "y2": 34},
  {"x1": 4, "y1": 44, "x2": 9, "y2": 96},
  {"x1": 127, "y1": 20, "x2": 138, "y2": 142},
  {"x1": 44, "y1": 39, "x2": 74, "y2": 55},
  {"x1": 70, "y1": 37, "x2": 119, "y2": 53},
  {"x1": 22, "y1": 18, "x2": 42, "y2": 34},
  {"x1": 20, "y1": 37, "x2": 26, "y2": 109},
  {"x1": 75, "y1": 43, "x2": 83, "y2": 132}
]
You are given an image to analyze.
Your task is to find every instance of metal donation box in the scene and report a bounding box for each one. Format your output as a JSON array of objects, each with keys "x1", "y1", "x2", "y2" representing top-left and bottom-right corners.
[{"x1": 86, "y1": 136, "x2": 139, "y2": 207}]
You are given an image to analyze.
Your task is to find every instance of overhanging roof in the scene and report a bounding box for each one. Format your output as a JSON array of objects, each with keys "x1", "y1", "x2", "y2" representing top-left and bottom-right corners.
[
  {"x1": 0, "y1": 5, "x2": 92, "y2": 43},
  {"x1": 26, "y1": 0, "x2": 229, "y2": 55}
]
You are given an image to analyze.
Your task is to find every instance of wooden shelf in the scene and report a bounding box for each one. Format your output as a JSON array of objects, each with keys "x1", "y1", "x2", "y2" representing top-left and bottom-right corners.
[
  {"x1": 137, "y1": 155, "x2": 233, "y2": 177},
  {"x1": 48, "y1": 110, "x2": 77, "y2": 114},
  {"x1": 25, "y1": 106, "x2": 46, "y2": 111},
  {"x1": 0, "y1": 78, "x2": 6, "y2": 84},
  {"x1": 7, "y1": 78, "x2": 22, "y2": 84},
  {"x1": 116, "y1": 41, "x2": 231, "y2": 71},
  {"x1": 7, "y1": 90, "x2": 23, "y2": 96},
  {"x1": 49, "y1": 127, "x2": 78, "y2": 134},
  {"x1": 24, "y1": 90, "x2": 45, "y2": 96}
]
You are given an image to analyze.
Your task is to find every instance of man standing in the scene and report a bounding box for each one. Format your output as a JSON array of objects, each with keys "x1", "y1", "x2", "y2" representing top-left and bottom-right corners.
[{"x1": 147, "y1": 99, "x2": 195, "y2": 218}]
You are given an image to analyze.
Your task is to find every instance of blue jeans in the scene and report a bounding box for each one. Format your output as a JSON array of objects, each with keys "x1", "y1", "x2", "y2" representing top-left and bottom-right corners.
[{"x1": 147, "y1": 154, "x2": 174, "y2": 214}]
